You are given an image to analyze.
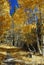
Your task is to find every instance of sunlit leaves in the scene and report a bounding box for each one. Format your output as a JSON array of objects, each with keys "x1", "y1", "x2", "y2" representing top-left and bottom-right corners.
[
  {"x1": 18, "y1": 0, "x2": 44, "y2": 10},
  {"x1": 21, "y1": 23, "x2": 36, "y2": 34},
  {"x1": 0, "y1": 14, "x2": 11, "y2": 30},
  {"x1": 13, "y1": 8, "x2": 27, "y2": 27},
  {"x1": 0, "y1": 0, "x2": 5, "y2": 4},
  {"x1": 0, "y1": 0, "x2": 11, "y2": 36},
  {"x1": 0, "y1": 0, "x2": 10, "y2": 12},
  {"x1": 18, "y1": 0, "x2": 36, "y2": 9},
  {"x1": 3, "y1": 1, "x2": 10, "y2": 12},
  {"x1": 20, "y1": 23, "x2": 37, "y2": 44}
]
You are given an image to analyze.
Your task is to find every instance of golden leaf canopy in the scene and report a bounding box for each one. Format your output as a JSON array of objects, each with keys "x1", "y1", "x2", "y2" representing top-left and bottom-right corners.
[
  {"x1": 0, "y1": 0, "x2": 10, "y2": 12},
  {"x1": 18, "y1": 0, "x2": 44, "y2": 9},
  {"x1": 0, "y1": 0, "x2": 11, "y2": 36},
  {"x1": 0, "y1": 14, "x2": 11, "y2": 30},
  {"x1": 14, "y1": 23, "x2": 36, "y2": 34},
  {"x1": 21, "y1": 23, "x2": 36, "y2": 34},
  {"x1": 18, "y1": 0, "x2": 36, "y2": 9},
  {"x1": 13, "y1": 8, "x2": 28, "y2": 27},
  {"x1": 0, "y1": 0, "x2": 5, "y2": 4}
]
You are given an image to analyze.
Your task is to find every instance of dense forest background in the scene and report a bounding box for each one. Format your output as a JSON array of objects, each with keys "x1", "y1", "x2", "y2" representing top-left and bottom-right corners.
[{"x1": 0, "y1": 0, "x2": 44, "y2": 54}]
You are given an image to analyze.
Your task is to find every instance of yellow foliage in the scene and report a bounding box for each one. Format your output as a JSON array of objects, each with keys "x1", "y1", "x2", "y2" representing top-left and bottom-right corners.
[
  {"x1": 0, "y1": 0, "x2": 10, "y2": 12},
  {"x1": 0, "y1": 0, "x2": 5, "y2": 4},
  {"x1": 3, "y1": 1, "x2": 10, "y2": 12},
  {"x1": 13, "y1": 8, "x2": 27, "y2": 27},
  {"x1": 40, "y1": 3, "x2": 44, "y2": 13},
  {"x1": 14, "y1": 22, "x2": 37, "y2": 44},
  {"x1": 14, "y1": 23, "x2": 36, "y2": 35},
  {"x1": 21, "y1": 25, "x2": 31, "y2": 34},
  {"x1": 0, "y1": 0, "x2": 11, "y2": 36},
  {"x1": 0, "y1": 13, "x2": 11, "y2": 29},
  {"x1": 18, "y1": 0, "x2": 44, "y2": 10},
  {"x1": 21, "y1": 23, "x2": 36, "y2": 34},
  {"x1": 18, "y1": 0, "x2": 36, "y2": 9},
  {"x1": 14, "y1": 27, "x2": 21, "y2": 33}
]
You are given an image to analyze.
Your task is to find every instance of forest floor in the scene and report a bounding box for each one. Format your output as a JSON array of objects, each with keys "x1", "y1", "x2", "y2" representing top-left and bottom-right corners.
[{"x1": 0, "y1": 44, "x2": 44, "y2": 65}]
